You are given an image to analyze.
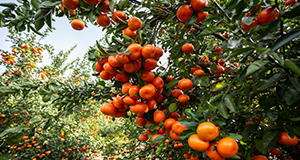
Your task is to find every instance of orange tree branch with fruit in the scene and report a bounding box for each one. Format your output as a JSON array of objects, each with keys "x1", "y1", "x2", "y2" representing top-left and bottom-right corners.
[{"x1": 1, "y1": 0, "x2": 300, "y2": 160}]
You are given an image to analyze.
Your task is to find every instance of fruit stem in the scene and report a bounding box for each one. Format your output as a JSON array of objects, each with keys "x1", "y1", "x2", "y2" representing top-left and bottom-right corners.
[{"x1": 211, "y1": 0, "x2": 232, "y2": 22}]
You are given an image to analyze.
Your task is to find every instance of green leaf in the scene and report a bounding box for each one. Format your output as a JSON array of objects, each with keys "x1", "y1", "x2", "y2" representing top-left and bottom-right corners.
[
  {"x1": 284, "y1": 86, "x2": 300, "y2": 105},
  {"x1": 212, "y1": 118, "x2": 226, "y2": 126},
  {"x1": 42, "y1": 94, "x2": 52, "y2": 102},
  {"x1": 45, "y1": 12, "x2": 52, "y2": 28},
  {"x1": 210, "y1": 82, "x2": 227, "y2": 92},
  {"x1": 206, "y1": 102, "x2": 216, "y2": 112},
  {"x1": 257, "y1": 73, "x2": 283, "y2": 91},
  {"x1": 186, "y1": 11, "x2": 198, "y2": 25},
  {"x1": 109, "y1": 0, "x2": 115, "y2": 13},
  {"x1": 184, "y1": 109, "x2": 199, "y2": 122},
  {"x1": 290, "y1": 117, "x2": 300, "y2": 121},
  {"x1": 0, "y1": 86, "x2": 18, "y2": 93},
  {"x1": 225, "y1": 48, "x2": 254, "y2": 61},
  {"x1": 35, "y1": 18, "x2": 44, "y2": 31},
  {"x1": 256, "y1": 47, "x2": 271, "y2": 57},
  {"x1": 0, "y1": 154, "x2": 13, "y2": 160},
  {"x1": 289, "y1": 76, "x2": 300, "y2": 92},
  {"x1": 179, "y1": 130, "x2": 196, "y2": 140},
  {"x1": 254, "y1": 139, "x2": 267, "y2": 154},
  {"x1": 40, "y1": 1, "x2": 61, "y2": 7},
  {"x1": 211, "y1": 62, "x2": 217, "y2": 72},
  {"x1": 31, "y1": 0, "x2": 40, "y2": 10},
  {"x1": 168, "y1": 103, "x2": 178, "y2": 112},
  {"x1": 96, "y1": 40, "x2": 108, "y2": 55},
  {"x1": 198, "y1": 26, "x2": 225, "y2": 37},
  {"x1": 0, "y1": 125, "x2": 30, "y2": 137},
  {"x1": 262, "y1": 130, "x2": 280, "y2": 150},
  {"x1": 225, "y1": 133, "x2": 242, "y2": 140},
  {"x1": 199, "y1": 76, "x2": 209, "y2": 87},
  {"x1": 153, "y1": 135, "x2": 164, "y2": 143},
  {"x1": 285, "y1": 60, "x2": 300, "y2": 76},
  {"x1": 29, "y1": 117, "x2": 41, "y2": 124},
  {"x1": 246, "y1": 60, "x2": 270, "y2": 77},
  {"x1": 266, "y1": 110, "x2": 278, "y2": 122},
  {"x1": 0, "y1": 3, "x2": 16, "y2": 8},
  {"x1": 271, "y1": 28, "x2": 300, "y2": 52},
  {"x1": 284, "y1": 124, "x2": 295, "y2": 138},
  {"x1": 166, "y1": 80, "x2": 180, "y2": 89},
  {"x1": 241, "y1": 16, "x2": 254, "y2": 25},
  {"x1": 281, "y1": 3, "x2": 300, "y2": 19},
  {"x1": 257, "y1": 19, "x2": 280, "y2": 40},
  {"x1": 224, "y1": 94, "x2": 236, "y2": 112},
  {"x1": 213, "y1": 101, "x2": 228, "y2": 119},
  {"x1": 178, "y1": 118, "x2": 198, "y2": 128}
]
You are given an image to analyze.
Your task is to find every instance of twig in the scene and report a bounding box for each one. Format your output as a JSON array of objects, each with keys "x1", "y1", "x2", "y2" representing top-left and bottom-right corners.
[{"x1": 211, "y1": 0, "x2": 232, "y2": 22}]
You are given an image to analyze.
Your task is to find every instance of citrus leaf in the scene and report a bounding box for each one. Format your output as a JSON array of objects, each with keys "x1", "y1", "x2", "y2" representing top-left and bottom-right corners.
[
  {"x1": 166, "y1": 80, "x2": 180, "y2": 89},
  {"x1": 285, "y1": 60, "x2": 300, "y2": 76},
  {"x1": 271, "y1": 28, "x2": 300, "y2": 52},
  {"x1": 0, "y1": 125, "x2": 30, "y2": 137},
  {"x1": 246, "y1": 60, "x2": 270, "y2": 77},
  {"x1": 210, "y1": 82, "x2": 227, "y2": 92},
  {"x1": 213, "y1": 101, "x2": 228, "y2": 119},
  {"x1": 262, "y1": 130, "x2": 280, "y2": 150},
  {"x1": 257, "y1": 73, "x2": 283, "y2": 91},
  {"x1": 198, "y1": 26, "x2": 225, "y2": 37},
  {"x1": 224, "y1": 94, "x2": 236, "y2": 112},
  {"x1": 179, "y1": 130, "x2": 196, "y2": 140}
]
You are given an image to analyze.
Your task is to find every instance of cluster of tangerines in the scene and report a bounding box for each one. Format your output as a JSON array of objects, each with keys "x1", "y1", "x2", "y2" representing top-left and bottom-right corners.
[{"x1": 176, "y1": 0, "x2": 209, "y2": 23}]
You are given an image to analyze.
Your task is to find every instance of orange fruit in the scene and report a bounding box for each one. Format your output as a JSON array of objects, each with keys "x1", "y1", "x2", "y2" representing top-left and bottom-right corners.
[
  {"x1": 182, "y1": 43, "x2": 194, "y2": 54},
  {"x1": 195, "y1": 11, "x2": 208, "y2": 22},
  {"x1": 130, "y1": 102, "x2": 148, "y2": 114},
  {"x1": 139, "y1": 84, "x2": 156, "y2": 99},
  {"x1": 152, "y1": 77, "x2": 164, "y2": 89},
  {"x1": 101, "y1": 1, "x2": 110, "y2": 13},
  {"x1": 211, "y1": 65, "x2": 225, "y2": 75},
  {"x1": 188, "y1": 134, "x2": 209, "y2": 151},
  {"x1": 165, "y1": 76, "x2": 174, "y2": 83},
  {"x1": 172, "y1": 89, "x2": 183, "y2": 98},
  {"x1": 190, "y1": 154, "x2": 199, "y2": 160},
  {"x1": 153, "y1": 110, "x2": 166, "y2": 124},
  {"x1": 71, "y1": 19, "x2": 84, "y2": 31},
  {"x1": 122, "y1": 82, "x2": 132, "y2": 94},
  {"x1": 108, "y1": 55, "x2": 123, "y2": 67},
  {"x1": 178, "y1": 94, "x2": 190, "y2": 103},
  {"x1": 217, "y1": 137, "x2": 239, "y2": 158},
  {"x1": 169, "y1": 112, "x2": 181, "y2": 121},
  {"x1": 100, "y1": 103, "x2": 117, "y2": 116},
  {"x1": 123, "y1": 96, "x2": 136, "y2": 105},
  {"x1": 164, "y1": 118, "x2": 176, "y2": 130},
  {"x1": 183, "y1": 152, "x2": 191, "y2": 159},
  {"x1": 99, "y1": 70, "x2": 114, "y2": 80},
  {"x1": 196, "y1": 122, "x2": 219, "y2": 141},
  {"x1": 200, "y1": 55, "x2": 209, "y2": 65},
  {"x1": 153, "y1": 47, "x2": 164, "y2": 61},
  {"x1": 136, "y1": 117, "x2": 146, "y2": 126},
  {"x1": 95, "y1": 61, "x2": 103, "y2": 72},
  {"x1": 147, "y1": 99, "x2": 156, "y2": 110},
  {"x1": 191, "y1": 0, "x2": 208, "y2": 11},
  {"x1": 172, "y1": 121, "x2": 187, "y2": 135},
  {"x1": 83, "y1": 0, "x2": 99, "y2": 5},
  {"x1": 177, "y1": 5, "x2": 193, "y2": 22},
  {"x1": 112, "y1": 97, "x2": 123, "y2": 109},
  {"x1": 129, "y1": 85, "x2": 140, "y2": 99},
  {"x1": 97, "y1": 14, "x2": 110, "y2": 27},
  {"x1": 142, "y1": 44, "x2": 155, "y2": 58},
  {"x1": 251, "y1": 155, "x2": 268, "y2": 160},
  {"x1": 62, "y1": 0, "x2": 79, "y2": 10},
  {"x1": 112, "y1": 10, "x2": 127, "y2": 24},
  {"x1": 127, "y1": 43, "x2": 142, "y2": 60},
  {"x1": 123, "y1": 27, "x2": 136, "y2": 38},
  {"x1": 143, "y1": 58, "x2": 157, "y2": 70},
  {"x1": 138, "y1": 134, "x2": 148, "y2": 141},
  {"x1": 257, "y1": 7, "x2": 279, "y2": 25},
  {"x1": 128, "y1": 17, "x2": 142, "y2": 31},
  {"x1": 285, "y1": 0, "x2": 297, "y2": 6},
  {"x1": 123, "y1": 60, "x2": 139, "y2": 73},
  {"x1": 113, "y1": 111, "x2": 126, "y2": 118},
  {"x1": 277, "y1": 132, "x2": 298, "y2": 146},
  {"x1": 114, "y1": 69, "x2": 130, "y2": 82},
  {"x1": 193, "y1": 69, "x2": 205, "y2": 77},
  {"x1": 178, "y1": 78, "x2": 193, "y2": 91},
  {"x1": 152, "y1": 134, "x2": 164, "y2": 142},
  {"x1": 269, "y1": 147, "x2": 281, "y2": 155},
  {"x1": 170, "y1": 130, "x2": 181, "y2": 140},
  {"x1": 205, "y1": 142, "x2": 225, "y2": 160},
  {"x1": 241, "y1": 19, "x2": 258, "y2": 32},
  {"x1": 116, "y1": 54, "x2": 130, "y2": 64},
  {"x1": 141, "y1": 70, "x2": 155, "y2": 82},
  {"x1": 103, "y1": 62, "x2": 117, "y2": 74}
]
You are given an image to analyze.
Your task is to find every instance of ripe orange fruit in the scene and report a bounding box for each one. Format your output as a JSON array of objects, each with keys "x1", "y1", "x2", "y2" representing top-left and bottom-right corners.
[
  {"x1": 112, "y1": 97, "x2": 123, "y2": 109},
  {"x1": 147, "y1": 99, "x2": 156, "y2": 110},
  {"x1": 108, "y1": 55, "x2": 123, "y2": 67},
  {"x1": 169, "y1": 112, "x2": 181, "y2": 121},
  {"x1": 139, "y1": 84, "x2": 156, "y2": 99},
  {"x1": 123, "y1": 60, "x2": 139, "y2": 73},
  {"x1": 172, "y1": 89, "x2": 183, "y2": 98},
  {"x1": 152, "y1": 134, "x2": 164, "y2": 142},
  {"x1": 152, "y1": 77, "x2": 164, "y2": 89},
  {"x1": 190, "y1": 154, "x2": 199, "y2": 160},
  {"x1": 172, "y1": 121, "x2": 187, "y2": 135},
  {"x1": 116, "y1": 54, "x2": 130, "y2": 64},
  {"x1": 138, "y1": 134, "x2": 148, "y2": 141},
  {"x1": 277, "y1": 132, "x2": 298, "y2": 146},
  {"x1": 100, "y1": 70, "x2": 114, "y2": 80},
  {"x1": 101, "y1": 1, "x2": 110, "y2": 13},
  {"x1": 177, "y1": 5, "x2": 193, "y2": 22},
  {"x1": 141, "y1": 71, "x2": 155, "y2": 82},
  {"x1": 130, "y1": 102, "x2": 148, "y2": 114},
  {"x1": 211, "y1": 65, "x2": 225, "y2": 75},
  {"x1": 193, "y1": 69, "x2": 205, "y2": 77},
  {"x1": 112, "y1": 10, "x2": 127, "y2": 24},
  {"x1": 143, "y1": 58, "x2": 157, "y2": 70},
  {"x1": 200, "y1": 55, "x2": 209, "y2": 65},
  {"x1": 188, "y1": 134, "x2": 209, "y2": 151},
  {"x1": 97, "y1": 14, "x2": 110, "y2": 27},
  {"x1": 122, "y1": 82, "x2": 133, "y2": 94},
  {"x1": 182, "y1": 43, "x2": 194, "y2": 54},
  {"x1": 62, "y1": 0, "x2": 79, "y2": 10},
  {"x1": 136, "y1": 117, "x2": 146, "y2": 126},
  {"x1": 128, "y1": 17, "x2": 142, "y2": 31},
  {"x1": 83, "y1": 0, "x2": 99, "y2": 5},
  {"x1": 205, "y1": 142, "x2": 225, "y2": 160},
  {"x1": 269, "y1": 147, "x2": 281, "y2": 155},
  {"x1": 123, "y1": 27, "x2": 137, "y2": 38},
  {"x1": 214, "y1": 47, "x2": 222, "y2": 53},
  {"x1": 178, "y1": 94, "x2": 190, "y2": 103},
  {"x1": 100, "y1": 103, "x2": 117, "y2": 116},
  {"x1": 153, "y1": 110, "x2": 166, "y2": 124},
  {"x1": 251, "y1": 155, "x2": 268, "y2": 160},
  {"x1": 196, "y1": 122, "x2": 219, "y2": 141},
  {"x1": 129, "y1": 85, "x2": 140, "y2": 99},
  {"x1": 165, "y1": 76, "x2": 174, "y2": 83},
  {"x1": 217, "y1": 137, "x2": 239, "y2": 158},
  {"x1": 164, "y1": 118, "x2": 176, "y2": 130},
  {"x1": 123, "y1": 96, "x2": 136, "y2": 105},
  {"x1": 71, "y1": 19, "x2": 84, "y2": 31},
  {"x1": 183, "y1": 152, "x2": 191, "y2": 159},
  {"x1": 178, "y1": 78, "x2": 193, "y2": 91},
  {"x1": 241, "y1": 19, "x2": 258, "y2": 32},
  {"x1": 103, "y1": 62, "x2": 117, "y2": 74},
  {"x1": 153, "y1": 47, "x2": 164, "y2": 61},
  {"x1": 142, "y1": 44, "x2": 155, "y2": 58},
  {"x1": 257, "y1": 7, "x2": 279, "y2": 25},
  {"x1": 95, "y1": 61, "x2": 103, "y2": 72},
  {"x1": 113, "y1": 111, "x2": 126, "y2": 117},
  {"x1": 285, "y1": 0, "x2": 297, "y2": 6},
  {"x1": 114, "y1": 69, "x2": 130, "y2": 82},
  {"x1": 170, "y1": 130, "x2": 181, "y2": 140},
  {"x1": 195, "y1": 11, "x2": 208, "y2": 22},
  {"x1": 191, "y1": 0, "x2": 208, "y2": 11},
  {"x1": 127, "y1": 43, "x2": 142, "y2": 60}
]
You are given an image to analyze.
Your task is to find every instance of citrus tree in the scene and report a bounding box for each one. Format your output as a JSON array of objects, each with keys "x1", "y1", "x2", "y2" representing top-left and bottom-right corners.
[{"x1": 1, "y1": 0, "x2": 300, "y2": 160}]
